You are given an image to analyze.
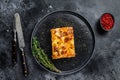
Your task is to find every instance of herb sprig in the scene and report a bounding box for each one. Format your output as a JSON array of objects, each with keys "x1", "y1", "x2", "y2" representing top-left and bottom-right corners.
[{"x1": 32, "y1": 37, "x2": 61, "y2": 73}]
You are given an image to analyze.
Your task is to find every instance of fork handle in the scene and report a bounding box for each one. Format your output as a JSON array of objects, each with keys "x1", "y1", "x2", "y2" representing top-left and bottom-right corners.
[
  {"x1": 12, "y1": 30, "x2": 17, "y2": 65},
  {"x1": 12, "y1": 40, "x2": 17, "y2": 64}
]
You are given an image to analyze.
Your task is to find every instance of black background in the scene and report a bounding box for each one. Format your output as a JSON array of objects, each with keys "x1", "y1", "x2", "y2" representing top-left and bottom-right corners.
[{"x1": 0, "y1": 0, "x2": 120, "y2": 80}]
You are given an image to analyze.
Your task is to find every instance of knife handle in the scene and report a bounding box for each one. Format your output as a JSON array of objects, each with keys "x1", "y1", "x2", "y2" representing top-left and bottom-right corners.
[{"x1": 20, "y1": 48, "x2": 29, "y2": 76}]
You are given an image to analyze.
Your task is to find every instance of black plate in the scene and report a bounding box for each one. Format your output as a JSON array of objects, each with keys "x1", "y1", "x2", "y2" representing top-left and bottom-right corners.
[{"x1": 31, "y1": 11, "x2": 95, "y2": 75}]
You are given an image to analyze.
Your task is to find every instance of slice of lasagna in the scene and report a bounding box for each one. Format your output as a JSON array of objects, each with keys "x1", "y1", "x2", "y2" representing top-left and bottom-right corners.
[{"x1": 51, "y1": 27, "x2": 76, "y2": 59}]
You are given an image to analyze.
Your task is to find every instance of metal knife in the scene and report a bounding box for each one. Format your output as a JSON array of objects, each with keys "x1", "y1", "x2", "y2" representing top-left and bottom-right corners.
[{"x1": 14, "y1": 13, "x2": 29, "y2": 76}]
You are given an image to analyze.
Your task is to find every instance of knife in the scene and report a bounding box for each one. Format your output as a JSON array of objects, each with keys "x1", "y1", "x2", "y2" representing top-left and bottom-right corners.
[{"x1": 14, "y1": 13, "x2": 29, "y2": 76}]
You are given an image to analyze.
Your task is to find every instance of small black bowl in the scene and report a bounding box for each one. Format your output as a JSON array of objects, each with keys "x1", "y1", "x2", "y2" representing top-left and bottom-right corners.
[{"x1": 100, "y1": 13, "x2": 115, "y2": 31}]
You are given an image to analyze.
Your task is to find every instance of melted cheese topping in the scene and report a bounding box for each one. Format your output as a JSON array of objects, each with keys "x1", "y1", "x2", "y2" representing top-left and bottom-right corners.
[{"x1": 51, "y1": 27, "x2": 76, "y2": 59}]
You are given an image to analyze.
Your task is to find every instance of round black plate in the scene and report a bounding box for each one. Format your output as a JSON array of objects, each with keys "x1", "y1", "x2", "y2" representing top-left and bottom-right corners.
[{"x1": 31, "y1": 11, "x2": 95, "y2": 75}]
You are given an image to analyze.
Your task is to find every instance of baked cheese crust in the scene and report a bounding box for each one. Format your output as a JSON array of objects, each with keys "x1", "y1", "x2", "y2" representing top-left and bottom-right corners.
[{"x1": 51, "y1": 27, "x2": 76, "y2": 59}]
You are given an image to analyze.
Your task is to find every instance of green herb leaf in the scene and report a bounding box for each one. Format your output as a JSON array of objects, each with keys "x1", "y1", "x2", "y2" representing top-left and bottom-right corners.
[{"x1": 32, "y1": 37, "x2": 61, "y2": 73}]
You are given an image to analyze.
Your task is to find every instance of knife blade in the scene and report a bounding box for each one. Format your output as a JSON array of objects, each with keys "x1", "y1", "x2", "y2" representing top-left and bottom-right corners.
[{"x1": 15, "y1": 13, "x2": 28, "y2": 76}]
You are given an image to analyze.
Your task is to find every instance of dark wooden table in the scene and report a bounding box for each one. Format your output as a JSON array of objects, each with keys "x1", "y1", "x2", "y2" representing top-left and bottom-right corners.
[{"x1": 0, "y1": 0, "x2": 120, "y2": 80}]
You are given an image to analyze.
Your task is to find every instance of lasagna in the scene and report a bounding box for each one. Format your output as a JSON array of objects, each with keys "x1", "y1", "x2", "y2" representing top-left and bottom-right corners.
[{"x1": 51, "y1": 27, "x2": 76, "y2": 59}]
